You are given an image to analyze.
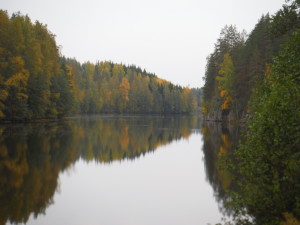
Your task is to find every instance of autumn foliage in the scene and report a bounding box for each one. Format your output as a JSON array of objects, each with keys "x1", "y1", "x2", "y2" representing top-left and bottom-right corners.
[{"x1": 0, "y1": 11, "x2": 198, "y2": 120}]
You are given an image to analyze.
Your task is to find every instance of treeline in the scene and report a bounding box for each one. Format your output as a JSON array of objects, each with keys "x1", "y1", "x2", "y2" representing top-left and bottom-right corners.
[
  {"x1": 0, "y1": 10, "x2": 198, "y2": 121},
  {"x1": 202, "y1": 0, "x2": 300, "y2": 121},
  {"x1": 63, "y1": 59, "x2": 198, "y2": 114},
  {"x1": 204, "y1": 1, "x2": 300, "y2": 224},
  {"x1": 228, "y1": 28, "x2": 300, "y2": 225}
]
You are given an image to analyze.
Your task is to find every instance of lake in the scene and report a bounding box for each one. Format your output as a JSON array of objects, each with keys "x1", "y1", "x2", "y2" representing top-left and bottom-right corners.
[{"x1": 0, "y1": 115, "x2": 236, "y2": 225}]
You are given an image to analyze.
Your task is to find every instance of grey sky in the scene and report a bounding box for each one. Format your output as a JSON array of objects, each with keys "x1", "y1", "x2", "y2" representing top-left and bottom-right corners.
[{"x1": 3, "y1": 0, "x2": 284, "y2": 88}]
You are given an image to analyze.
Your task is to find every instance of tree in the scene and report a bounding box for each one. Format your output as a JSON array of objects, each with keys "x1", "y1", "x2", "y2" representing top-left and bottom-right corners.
[
  {"x1": 202, "y1": 25, "x2": 246, "y2": 120},
  {"x1": 4, "y1": 57, "x2": 29, "y2": 120},
  {"x1": 271, "y1": 2, "x2": 300, "y2": 38},
  {"x1": 0, "y1": 10, "x2": 196, "y2": 119},
  {"x1": 226, "y1": 30, "x2": 300, "y2": 225},
  {"x1": 217, "y1": 53, "x2": 234, "y2": 112},
  {"x1": 118, "y1": 77, "x2": 130, "y2": 112}
]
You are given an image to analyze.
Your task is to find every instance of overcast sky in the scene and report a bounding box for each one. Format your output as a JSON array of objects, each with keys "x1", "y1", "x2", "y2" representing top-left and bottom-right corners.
[{"x1": 3, "y1": 0, "x2": 285, "y2": 88}]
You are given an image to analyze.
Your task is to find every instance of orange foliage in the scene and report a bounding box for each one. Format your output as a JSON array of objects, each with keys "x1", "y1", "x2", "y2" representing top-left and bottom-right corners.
[
  {"x1": 220, "y1": 145, "x2": 226, "y2": 154},
  {"x1": 119, "y1": 125, "x2": 130, "y2": 150},
  {"x1": 221, "y1": 134, "x2": 232, "y2": 148},
  {"x1": 221, "y1": 96, "x2": 232, "y2": 110},
  {"x1": 119, "y1": 77, "x2": 130, "y2": 101},
  {"x1": 220, "y1": 89, "x2": 228, "y2": 98}
]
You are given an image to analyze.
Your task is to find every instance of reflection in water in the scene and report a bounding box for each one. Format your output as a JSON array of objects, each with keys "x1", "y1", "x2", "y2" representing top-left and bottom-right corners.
[
  {"x1": 200, "y1": 122, "x2": 241, "y2": 217},
  {"x1": 0, "y1": 115, "x2": 200, "y2": 225}
]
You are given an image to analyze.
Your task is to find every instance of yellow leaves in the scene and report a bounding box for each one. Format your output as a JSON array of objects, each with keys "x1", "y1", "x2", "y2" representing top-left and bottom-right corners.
[
  {"x1": 65, "y1": 64, "x2": 76, "y2": 90},
  {"x1": 0, "y1": 89, "x2": 8, "y2": 101},
  {"x1": 3, "y1": 143, "x2": 29, "y2": 188},
  {"x1": 145, "y1": 76, "x2": 150, "y2": 84},
  {"x1": 84, "y1": 62, "x2": 95, "y2": 81},
  {"x1": 220, "y1": 89, "x2": 228, "y2": 98},
  {"x1": 219, "y1": 133, "x2": 232, "y2": 155},
  {"x1": 221, "y1": 134, "x2": 232, "y2": 148},
  {"x1": 10, "y1": 56, "x2": 25, "y2": 72},
  {"x1": 98, "y1": 61, "x2": 111, "y2": 78},
  {"x1": 221, "y1": 96, "x2": 233, "y2": 110},
  {"x1": 65, "y1": 64, "x2": 72, "y2": 77},
  {"x1": 280, "y1": 213, "x2": 300, "y2": 225},
  {"x1": 119, "y1": 77, "x2": 130, "y2": 102},
  {"x1": 4, "y1": 57, "x2": 29, "y2": 93},
  {"x1": 100, "y1": 61, "x2": 111, "y2": 71},
  {"x1": 155, "y1": 77, "x2": 164, "y2": 85},
  {"x1": 16, "y1": 93, "x2": 28, "y2": 100},
  {"x1": 219, "y1": 53, "x2": 234, "y2": 78},
  {"x1": 112, "y1": 64, "x2": 125, "y2": 77},
  {"x1": 217, "y1": 53, "x2": 234, "y2": 111},
  {"x1": 220, "y1": 145, "x2": 226, "y2": 154},
  {"x1": 216, "y1": 75, "x2": 223, "y2": 82},
  {"x1": 137, "y1": 72, "x2": 142, "y2": 80},
  {"x1": 5, "y1": 71, "x2": 29, "y2": 88},
  {"x1": 119, "y1": 124, "x2": 129, "y2": 150},
  {"x1": 219, "y1": 89, "x2": 232, "y2": 110},
  {"x1": 0, "y1": 110, "x2": 5, "y2": 118},
  {"x1": 183, "y1": 87, "x2": 192, "y2": 94}
]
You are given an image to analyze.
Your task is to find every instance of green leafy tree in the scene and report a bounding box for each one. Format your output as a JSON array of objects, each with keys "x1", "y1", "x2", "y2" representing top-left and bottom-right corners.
[{"x1": 226, "y1": 30, "x2": 300, "y2": 225}]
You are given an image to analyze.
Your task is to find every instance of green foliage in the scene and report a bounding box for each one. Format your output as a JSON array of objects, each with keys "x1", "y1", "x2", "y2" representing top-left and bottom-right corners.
[
  {"x1": 271, "y1": 2, "x2": 300, "y2": 38},
  {"x1": 205, "y1": 2, "x2": 300, "y2": 224},
  {"x1": 0, "y1": 10, "x2": 197, "y2": 120},
  {"x1": 224, "y1": 30, "x2": 300, "y2": 225},
  {"x1": 202, "y1": 25, "x2": 246, "y2": 119},
  {"x1": 65, "y1": 59, "x2": 196, "y2": 114},
  {"x1": 202, "y1": 0, "x2": 300, "y2": 121},
  {"x1": 0, "y1": 10, "x2": 74, "y2": 120}
]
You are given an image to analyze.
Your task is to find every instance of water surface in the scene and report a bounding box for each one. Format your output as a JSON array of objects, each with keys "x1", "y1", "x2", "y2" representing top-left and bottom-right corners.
[{"x1": 0, "y1": 115, "x2": 233, "y2": 225}]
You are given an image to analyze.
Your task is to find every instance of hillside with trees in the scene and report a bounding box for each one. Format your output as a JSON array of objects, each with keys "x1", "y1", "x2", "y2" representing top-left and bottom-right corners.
[
  {"x1": 0, "y1": 10, "x2": 199, "y2": 121},
  {"x1": 202, "y1": 1, "x2": 300, "y2": 224},
  {"x1": 227, "y1": 28, "x2": 300, "y2": 225},
  {"x1": 202, "y1": 0, "x2": 300, "y2": 122}
]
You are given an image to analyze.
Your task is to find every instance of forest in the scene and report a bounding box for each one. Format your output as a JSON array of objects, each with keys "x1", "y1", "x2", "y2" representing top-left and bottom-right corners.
[
  {"x1": 0, "y1": 10, "x2": 199, "y2": 121},
  {"x1": 1, "y1": 1, "x2": 300, "y2": 224},
  {"x1": 202, "y1": 0, "x2": 300, "y2": 122},
  {"x1": 201, "y1": 0, "x2": 300, "y2": 224}
]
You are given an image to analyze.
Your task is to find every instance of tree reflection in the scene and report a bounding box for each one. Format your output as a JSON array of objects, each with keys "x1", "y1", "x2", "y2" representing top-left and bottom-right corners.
[
  {"x1": 201, "y1": 122, "x2": 241, "y2": 217},
  {"x1": 0, "y1": 115, "x2": 199, "y2": 225}
]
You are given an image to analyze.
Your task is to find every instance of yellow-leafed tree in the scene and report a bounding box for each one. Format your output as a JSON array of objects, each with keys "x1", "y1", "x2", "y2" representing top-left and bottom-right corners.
[{"x1": 217, "y1": 53, "x2": 234, "y2": 111}]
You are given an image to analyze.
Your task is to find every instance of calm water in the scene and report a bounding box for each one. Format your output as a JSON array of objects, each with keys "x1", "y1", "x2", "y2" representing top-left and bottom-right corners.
[{"x1": 0, "y1": 115, "x2": 236, "y2": 225}]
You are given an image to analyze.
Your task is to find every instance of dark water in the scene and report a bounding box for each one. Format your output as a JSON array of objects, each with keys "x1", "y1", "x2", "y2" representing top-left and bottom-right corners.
[{"x1": 0, "y1": 115, "x2": 238, "y2": 225}]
